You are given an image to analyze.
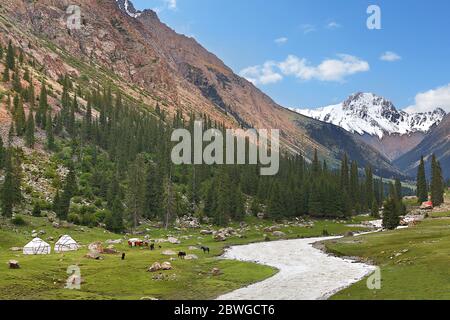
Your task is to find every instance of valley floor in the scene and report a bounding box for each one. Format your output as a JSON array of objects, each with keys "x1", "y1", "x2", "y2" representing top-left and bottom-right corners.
[
  {"x1": 0, "y1": 215, "x2": 368, "y2": 300},
  {"x1": 326, "y1": 194, "x2": 450, "y2": 300}
]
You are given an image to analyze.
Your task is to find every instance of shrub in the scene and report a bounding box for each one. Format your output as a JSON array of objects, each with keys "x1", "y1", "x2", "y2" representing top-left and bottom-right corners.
[
  {"x1": 31, "y1": 203, "x2": 42, "y2": 217},
  {"x1": 11, "y1": 216, "x2": 27, "y2": 226},
  {"x1": 67, "y1": 213, "x2": 80, "y2": 225}
]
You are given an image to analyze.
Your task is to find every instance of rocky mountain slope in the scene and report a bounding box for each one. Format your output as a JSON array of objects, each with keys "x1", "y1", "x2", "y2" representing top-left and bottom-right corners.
[
  {"x1": 394, "y1": 114, "x2": 450, "y2": 179},
  {"x1": 296, "y1": 93, "x2": 446, "y2": 160},
  {"x1": 296, "y1": 93, "x2": 446, "y2": 138},
  {"x1": 0, "y1": 0, "x2": 403, "y2": 178}
]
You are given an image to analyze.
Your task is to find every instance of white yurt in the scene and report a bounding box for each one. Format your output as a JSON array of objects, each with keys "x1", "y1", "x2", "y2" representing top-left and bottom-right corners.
[
  {"x1": 54, "y1": 235, "x2": 79, "y2": 253},
  {"x1": 23, "y1": 238, "x2": 51, "y2": 255}
]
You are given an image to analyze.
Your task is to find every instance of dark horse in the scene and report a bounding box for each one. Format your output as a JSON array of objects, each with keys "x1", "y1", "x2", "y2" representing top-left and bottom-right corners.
[
  {"x1": 201, "y1": 246, "x2": 210, "y2": 254},
  {"x1": 178, "y1": 252, "x2": 187, "y2": 259},
  {"x1": 149, "y1": 243, "x2": 155, "y2": 251}
]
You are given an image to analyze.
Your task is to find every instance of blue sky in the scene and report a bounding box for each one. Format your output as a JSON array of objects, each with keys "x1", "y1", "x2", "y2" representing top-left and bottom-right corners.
[{"x1": 132, "y1": 0, "x2": 450, "y2": 112}]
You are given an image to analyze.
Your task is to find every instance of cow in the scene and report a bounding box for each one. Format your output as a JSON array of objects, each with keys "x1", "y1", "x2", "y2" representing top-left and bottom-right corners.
[
  {"x1": 178, "y1": 252, "x2": 187, "y2": 259},
  {"x1": 150, "y1": 243, "x2": 155, "y2": 251}
]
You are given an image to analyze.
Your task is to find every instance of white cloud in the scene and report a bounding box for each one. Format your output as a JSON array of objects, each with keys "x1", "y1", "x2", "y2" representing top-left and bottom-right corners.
[
  {"x1": 299, "y1": 24, "x2": 316, "y2": 34},
  {"x1": 275, "y1": 37, "x2": 288, "y2": 45},
  {"x1": 240, "y1": 61, "x2": 283, "y2": 85},
  {"x1": 326, "y1": 21, "x2": 341, "y2": 29},
  {"x1": 380, "y1": 51, "x2": 401, "y2": 62},
  {"x1": 240, "y1": 54, "x2": 369, "y2": 85},
  {"x1": 164, "y1": 0, "x2": 177, "y2": 10},
  {"x1": 405, "y1": 84, "x2": 450, "y2": 113},
  {"x1": 279, "y1": 54, "x2": 370, "y2": 82}
]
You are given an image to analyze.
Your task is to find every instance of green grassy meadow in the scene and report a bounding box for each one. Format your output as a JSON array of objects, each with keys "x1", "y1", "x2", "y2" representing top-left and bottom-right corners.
[
  {"x1": 0, "y1": 215, "x2": 368, "y2": 300},
  {"x1": 327, "y1": 195, "x2": 450, "y2": 300}
]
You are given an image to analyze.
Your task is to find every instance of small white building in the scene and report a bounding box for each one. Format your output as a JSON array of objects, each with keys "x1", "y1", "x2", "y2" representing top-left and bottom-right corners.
[
  {"x1": 54, "y1": 235, "x2": 80, "y2": 253},
  {"x1": 23, "y1": 238, "x2": 51, "y2": 255}
]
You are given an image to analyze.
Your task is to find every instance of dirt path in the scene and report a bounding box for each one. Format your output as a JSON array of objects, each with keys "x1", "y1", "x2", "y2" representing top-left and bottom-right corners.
[{"x1": 217, "y1": 236, "x2": 376, "y2": 300}]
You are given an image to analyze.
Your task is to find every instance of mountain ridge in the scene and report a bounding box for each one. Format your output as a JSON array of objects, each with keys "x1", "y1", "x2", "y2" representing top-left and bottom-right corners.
[
  {"x1": 296, "y1": 92, "x2": 446, "y2": 139},
  {"x1": 0, "y1": 0, "x2": 404, "y2": 178}
]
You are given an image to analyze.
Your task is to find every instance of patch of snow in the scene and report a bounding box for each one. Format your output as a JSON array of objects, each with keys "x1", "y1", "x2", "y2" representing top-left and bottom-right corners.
[
  {"x1": 294, "y1": 92, "x2": 446, "y2": 139},
  {"x1": 116, "y1": 0, "x2": 142, "y2": 18}
]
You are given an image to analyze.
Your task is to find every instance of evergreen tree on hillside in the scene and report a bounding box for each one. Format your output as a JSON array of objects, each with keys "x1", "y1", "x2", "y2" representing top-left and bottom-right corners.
[
  {"x1": 105, "y1": 197, "x2": 124, "y2": 233},
  {"x1": 431, "y1": 154, "x2": 444, "y2": 206},
  {"x1": 416, "y1": 156, "x2": 428, "y2": 203},
  {"x1": 36, "y1": 81, "x2": 48, "y2": 128},
  {"x1": 12, "y1": 67, "x2": 21, "y2": 93},
  {"x1": 56, "y1": 164, "x2": 77, "y2": 221},
  {"x1": 312, "y1": 149, "x2": 320, "y2": 175},
  {"x1": 2, "y1": 65, "x2": 9, "y2": 82},
  {"x1": 1, "y1": 151, "x2": 15, "y2": 217},
  {"x1": 267, "y1": 182, "x2": 284, "y2": 219},
  {"x1": 349, "y1": 161, "x2": 359, "y2": 208},
  {"x1": 143, "y1": 163, "x2": 164, "y2": 219},
  {"x1": 126, "y1": 154, "x2": 146, "y2": 230},
  {"x1": 365, "y1": 166, "x2": 374, "y2": 210},
  {"x1": 14, "y1": 96, "x2": 26, "y2": 136},
  {"x1": 45, "y1": 113, "x2": 55, "y2": 151},
  {"x1": 340, "y1": 153, "x2": 349, "y2": 192},
  {"x1": 25, "y1": 111, "x2": 35, "y2": 148},
  {"x1": 6, "y1": 40, "x2": 15, "y2": 70},
  {"x1": 0, "y1": 136, "x2": 5, "y2": 169},
  {"x1": 395, "y1": 178, "x2": 403, "y2": 200}
]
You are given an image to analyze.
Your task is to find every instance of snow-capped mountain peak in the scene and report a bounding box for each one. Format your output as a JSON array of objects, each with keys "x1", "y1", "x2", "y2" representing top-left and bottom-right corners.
[
  {"x1": 295, "y1": 92, "x2": 446, "y2": 139},
  {"x1": 116, "y1": 0, "x2": 142, "y2": 18}
]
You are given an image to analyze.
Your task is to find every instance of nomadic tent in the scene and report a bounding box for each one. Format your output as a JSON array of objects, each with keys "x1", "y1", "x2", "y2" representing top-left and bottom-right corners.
[
  {"x1": 54, "y1": 235, "x2": 80, "y2": 253},
  {"x1": 23, "y1": 238, "x2": 51, "y2": 255}
]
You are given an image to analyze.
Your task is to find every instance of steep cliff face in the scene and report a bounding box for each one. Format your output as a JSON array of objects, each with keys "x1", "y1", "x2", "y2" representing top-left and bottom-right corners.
[{"x1": 0, "y1": 0, "x2": 403, "y2": 177}]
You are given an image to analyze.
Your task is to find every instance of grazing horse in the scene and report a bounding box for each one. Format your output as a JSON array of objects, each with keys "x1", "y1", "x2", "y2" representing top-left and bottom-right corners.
[
  {"x1": 201, "y1": 246, "x2": 210, "y2": 254},
  {"x1": 150, "y1": 243, "x2": 155, "y2": 251},
  {"x1": 178, "y1": 252, "x2": 187, "y2": 259}
]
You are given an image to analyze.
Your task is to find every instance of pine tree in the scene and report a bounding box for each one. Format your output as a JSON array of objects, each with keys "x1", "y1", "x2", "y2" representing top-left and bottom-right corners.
[
  {"x1": 340, "y1": 154, "x2": 349, "y2": 192},
  {"x1": 382, "y1": 197, "x2": 400, "y2": 230},
  {"x1": 365, "y1": 166, "x2": 374, "y2": 210},
  {"x1": 6, "y1": 40, "x2": 15, "y2": 70},
  {"x1": 143, "y1": 163, "x2": 164, "y2": 219},
  {"x1": 371, "y1": 199, "x2": 379, "y2": 218},
  {"x1": 105, "y1": 197, "x2": 124, "y2": 233},
  {"x1": 416, "y1": 156, "x2": 428, "y2": 203},
  {"x1": 12, "y1": 67, "x2": 21, "y2": 92},
  {"x1": 395, "y1": 178, "x2": 402, "y2": 200},
  {"x1": 25, "y1": 111, "x2": 35, "y2": 148},
  {"x1": 0, "y1": 136, "x2": 4, "y2": 169},
  {"x1": 27, "y1": 78, "x2": 35, "y2": 110},
  {"x1": 2, "y1": 66, "x2": 9, "y2": 82},
  {"x1": 312, "y1": 149, "x2": 320, "y2": 175},
  {"x1": 36, "y1": 81, "x2": 48, "y2": 128},
  {"x1": 46, "y1": 113, "x2": 55, "y2": 150},
  {"x1": 1, "y1": 150, "x2": 15, "y2": 217},
  {"x1": 126, "y1": 154, "x2": 146, "y2": 230},
  {"x1": 14, "y1": 96, "x2": 26, "y2": 136},
  {"x1": 431, "y1": 154, "x2": 444, "y2": 206},
  {"x1": 57, "y1": 164, "x2": 77, "y2": 221}
]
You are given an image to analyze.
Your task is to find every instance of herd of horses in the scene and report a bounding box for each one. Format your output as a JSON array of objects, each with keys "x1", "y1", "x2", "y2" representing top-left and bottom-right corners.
[{"x1": 127, "y1": 240, "x2": 210, "y2": 259}]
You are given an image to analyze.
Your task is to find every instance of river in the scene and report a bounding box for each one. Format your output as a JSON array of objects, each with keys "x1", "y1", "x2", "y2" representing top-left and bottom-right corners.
[{"x1": 217, "y1": 236, "x2": 376, "y2": 300}]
